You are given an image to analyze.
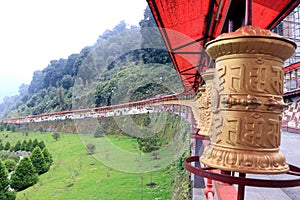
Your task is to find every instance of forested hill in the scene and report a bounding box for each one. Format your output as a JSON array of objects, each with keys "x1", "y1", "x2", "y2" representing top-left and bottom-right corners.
[{"x1": 0, "y1": 7, "x2": 184, "y2": 119}]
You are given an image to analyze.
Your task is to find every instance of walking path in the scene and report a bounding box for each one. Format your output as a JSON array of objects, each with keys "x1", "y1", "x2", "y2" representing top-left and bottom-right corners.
[
  {"x1": 191, "y1": 131, "x2": 300, "y2": 200},
  {"x1": 244, "y1": 131, "x2": 300, "y2": 200}
]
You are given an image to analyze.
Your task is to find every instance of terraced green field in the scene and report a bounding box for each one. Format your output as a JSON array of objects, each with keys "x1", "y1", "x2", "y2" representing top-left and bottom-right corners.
[{"x1": 0, "y1": 131, "x2": 188, "y2": 200}]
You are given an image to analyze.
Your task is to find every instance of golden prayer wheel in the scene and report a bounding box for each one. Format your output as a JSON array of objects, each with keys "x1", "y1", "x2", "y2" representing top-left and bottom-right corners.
[
  {"x1": 200, "y1": 26, "x2": 296, "y2": 174},
  {"x1": 197, "y1": 69, "x2": 215, "y2": 136}
]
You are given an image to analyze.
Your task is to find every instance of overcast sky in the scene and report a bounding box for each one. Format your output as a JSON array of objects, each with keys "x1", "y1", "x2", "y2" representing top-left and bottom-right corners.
[{"x1": 0, "y1": 0, "x2": 148, "y2": 102}]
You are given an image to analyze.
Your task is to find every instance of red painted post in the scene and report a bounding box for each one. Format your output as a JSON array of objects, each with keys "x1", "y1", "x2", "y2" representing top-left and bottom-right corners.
[{"x1": 204, "y1": 171, "x2": 215, "y2": 200}]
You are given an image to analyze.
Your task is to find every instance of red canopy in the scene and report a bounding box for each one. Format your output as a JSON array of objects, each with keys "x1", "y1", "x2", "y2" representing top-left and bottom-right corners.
[{"x1": 147, "y1": 0, "x2": 300, "y2": 92}]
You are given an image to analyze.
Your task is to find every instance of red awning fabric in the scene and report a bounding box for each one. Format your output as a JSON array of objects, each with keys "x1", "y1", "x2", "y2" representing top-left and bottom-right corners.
[{"x1": 147, "y1": 0, "x2": 300, "y2": 92}]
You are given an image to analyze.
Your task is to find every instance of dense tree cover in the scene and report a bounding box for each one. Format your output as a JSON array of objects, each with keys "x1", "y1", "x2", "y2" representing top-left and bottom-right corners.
[
  {"x1": 0, "y1": 140, "x2": 52, "y2": 194},
  {"x1": 10, "y1": 157, "x2": 38, "y2": 191},
  {"x1": 0, "y1": 95, "x2": 21, "y2": 119},
  {"x1": 139, "y1": 6, "x2": 171, "y2": 64},
  {"x1": 0, "y1": 6, "x2": 183, "y2": 119},
  {"x1": 137, "y1": 112, "x2": 161, "y2": 153}
]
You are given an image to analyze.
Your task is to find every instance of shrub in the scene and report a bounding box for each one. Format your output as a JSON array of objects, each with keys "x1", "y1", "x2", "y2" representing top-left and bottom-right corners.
[
  {"x1": 52, "y1": 133, "x2": 60, "y2": 141},
  {"x1": 0, "y1": 152, "x2": 8, "y2": 160},
  {"x1": 4, "y1": 159, "x2": 16, "y2": 172},
  {"x1": 10, "y1": 124, "x2": 16, "y2": 132},
  {"x1": 0, "y1": 125, "x2": 4, "y2": 132},
  {"x1": 136, "y1": 128, "x2": 161, "y2": 153},
  {"x1": 10, "y1": 157, "x2": 38, "y2": 191},
  {"x1": 86, "y1": 143, "x2": 96, "y2": 154},
  {"x1": 7, "y1": 154, "x2": 20, "y2": 163},
  {"x1": 94, "y1": 125, "x2": 105, "y2": 138},
  {"x1": 39, "y1": 126, "x2": 45, "y2": 133},
  {"x1": 5, "y1": 124, "x2": 10, "y2": 132}
]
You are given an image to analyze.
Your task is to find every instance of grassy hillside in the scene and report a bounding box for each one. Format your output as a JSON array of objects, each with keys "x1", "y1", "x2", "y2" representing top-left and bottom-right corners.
[{"x1": 0, "y1": 129, "x2": 190, "y2": 200}]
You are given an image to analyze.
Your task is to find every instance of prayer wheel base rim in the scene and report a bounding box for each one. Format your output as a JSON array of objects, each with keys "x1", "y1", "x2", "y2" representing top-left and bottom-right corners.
[{"x1": 200, "y1": 145, "x2": 289, "y2": 174}]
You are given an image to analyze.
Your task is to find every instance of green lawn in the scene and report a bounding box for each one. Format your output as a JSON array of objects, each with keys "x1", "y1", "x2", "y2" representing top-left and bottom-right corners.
[{"x1": 0, "y1": 131, "x2": 182, "y2": 200}]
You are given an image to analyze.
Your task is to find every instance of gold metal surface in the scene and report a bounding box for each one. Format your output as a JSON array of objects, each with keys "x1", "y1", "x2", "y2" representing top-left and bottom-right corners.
[
  {"x1": 196, "y1": 69, "x2": 215, "y2": 136},
  {"x1": 200, "y1": 26, "x2": 296, "y2": 174}
]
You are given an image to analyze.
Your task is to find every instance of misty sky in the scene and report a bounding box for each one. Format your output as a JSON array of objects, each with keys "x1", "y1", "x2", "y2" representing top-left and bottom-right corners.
[{"x1": 0, "y1": 0, "x2": 147, "y2": 102}]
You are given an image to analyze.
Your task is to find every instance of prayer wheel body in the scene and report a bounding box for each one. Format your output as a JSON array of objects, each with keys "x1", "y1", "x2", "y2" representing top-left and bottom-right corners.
[
  {"x1": 197, "y1": 69, "x2": 214, "y2": 136},
  {"x1": 200, "y1": 26, "x2": 296, "y2": 174}
]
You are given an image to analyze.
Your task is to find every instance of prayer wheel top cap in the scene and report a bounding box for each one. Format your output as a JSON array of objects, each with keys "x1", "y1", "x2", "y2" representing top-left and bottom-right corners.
[
  {"x1": 201, "y1": 68, "x2": 214, "y2": 83},
  {"x1": 205, "y1": 26, "x2": 296, "y2": 61},
  {"x1": 217, "y1": 25, "x2": 281, "y2": 39}
]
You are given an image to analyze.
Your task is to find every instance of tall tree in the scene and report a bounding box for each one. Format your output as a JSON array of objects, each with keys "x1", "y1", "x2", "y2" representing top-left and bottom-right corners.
[
  {"x1": 4, "y1": 142, "x2": 10, "y2": 151},
  {"x1": 32, "y1": 139, "x2": 39, "y2": 151},
  {"x1": 10, "y1": 157, "x2": 38, "y2": 191},
  {"x1": 20, "y1": 140, "x2": 27, "y2": 151},
  {"x1": 30, "y1": 147, "x2": 48, "y2": 175},
  {"x1": 26, "y1": 139, "x2": 32, "y2": 151},
  {"x1": 38, "y1": 141, "x2": 46, "y2": 150},
  {"x1": 13, "y1": 141, "x2": 21, "y2": 152},
  {"x1": 0, "y1": 160, "x2": 15, "y2": 200},
  {"x1": 0, "y1": 142, "x2": 3, "y2": 151},
  {"x1": 42, "y1": 148, "x2": 53, "y2": 170},
  {"x1": 0, "y1": 160, "x2": 9, "y2": 191}
]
